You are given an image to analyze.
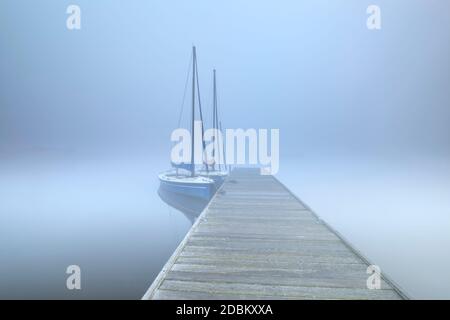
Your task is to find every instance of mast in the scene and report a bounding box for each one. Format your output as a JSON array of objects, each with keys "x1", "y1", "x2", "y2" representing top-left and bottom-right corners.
[
  {"x1": 195, "y1": 58, "x2": 208, "y2": 173},
  {"x1": 213, "y1": 69, "x2": 217, "y2": 131},
  {"x1": 213, "y1": 70, "x2": 221, "y2": 171},
  {"x1": 220, "y1": 121, "x2": 227, "y2": 172},
  {"x1": 191, "y1": 46, "x2": 196, "y2": 177},
  {"x1": 212, "y1": 69, "x2": 217, "y2": 171}
]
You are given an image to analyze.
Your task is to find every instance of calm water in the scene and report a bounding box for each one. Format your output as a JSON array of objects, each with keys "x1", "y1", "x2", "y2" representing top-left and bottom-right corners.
[
  {"x1": 0, "y1": 155, "x2": 192, "y2": 299},
  {"x1": 278, "y1": 155, "x2": 450, "y2": 299},
  {"x1": 1, "y1": 154, "x2": 449, "y2": 299}
]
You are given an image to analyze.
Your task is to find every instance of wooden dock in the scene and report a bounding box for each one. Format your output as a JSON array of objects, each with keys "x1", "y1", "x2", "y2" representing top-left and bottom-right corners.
[{"x1": 143, "y1": 168, "x2": 407, "y2": 300}]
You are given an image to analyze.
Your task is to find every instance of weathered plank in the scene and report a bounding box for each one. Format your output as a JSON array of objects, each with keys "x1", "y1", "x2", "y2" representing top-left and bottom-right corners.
[
  {"x1": 158, "y1": 280, "x2": 401, "y2": 300},
  {"x1": 143, "y1": 168, "x2": 407, "y2": 300}
]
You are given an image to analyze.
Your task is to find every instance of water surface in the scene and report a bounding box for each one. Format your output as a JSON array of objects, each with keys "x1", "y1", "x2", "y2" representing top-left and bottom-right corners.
[
  {"x1": 1, "y1": 154, "x2": 449, "y2": 299},
  {"x1": 0, "y1": 155, "x2": 191, "y2": 299}
]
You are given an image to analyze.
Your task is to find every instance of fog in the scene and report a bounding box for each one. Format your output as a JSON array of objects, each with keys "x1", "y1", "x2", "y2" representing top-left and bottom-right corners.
[
  {"x1": 2, "y1": 0, "x2": 449, "y2": 157},
  {"x1": 1, "y1": 0, "x2": 449, "y2": 298}
]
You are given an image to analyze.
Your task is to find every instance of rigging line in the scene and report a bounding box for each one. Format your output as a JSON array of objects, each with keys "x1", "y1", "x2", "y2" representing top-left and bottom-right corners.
[
  {"x1": 216, "y1": 83, "x2": 226, "y2": 171},
  {"x1": 212, "y1": 71, "x2": 220, "y2": 171},
  {"x1": 216, "y1": 78, "x2": 228, "y2": 172},
  {"x1": 195, "y1": 58, "x2": 204, "y2": 126},
  {"x1": 215, "y1": 73, "x2": 221, "y2": 171},
  {"x1": 220, "y1": 121, "x2": 227, "y2": 171},
  {"x1": 213, "y1": 72, "x2": 217, "y2": 171},
  {"x1": 176, "y1": 51, "x2": 193, "y2": 128},
  {"x1": 195, "y1": 57, "x2": 209, "y2": 171}
]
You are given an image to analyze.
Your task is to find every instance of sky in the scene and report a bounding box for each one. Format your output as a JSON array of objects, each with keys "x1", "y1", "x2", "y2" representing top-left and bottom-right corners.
[
  {"x1": 1, "y1": 1, "x2": 450, "y2": 299},
  {"x1": 1, "y1": 0, "x2": 449, "y2": 161}
]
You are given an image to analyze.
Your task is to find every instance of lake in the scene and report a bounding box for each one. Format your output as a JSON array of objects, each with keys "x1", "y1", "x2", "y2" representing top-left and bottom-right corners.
[{"x1": 1, "y1": 153, "x2": 449, "y2": 299}]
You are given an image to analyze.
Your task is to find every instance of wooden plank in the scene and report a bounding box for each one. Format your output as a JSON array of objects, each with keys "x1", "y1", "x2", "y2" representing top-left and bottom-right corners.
[
  {"x1": 143, "y1": 168, "x2": 407, "y2": 300},
  {"x1": 175, "y1": 256, "x2": 366, "y2": 268},
  {"x1": 185, "y1": 238, "x2": 351, "y2": 252},
  {"x1": 163, "y1": 270, "x2": 392, "y2": 289},
  {"x1": 178, "y1": 250, "x2": 365, "y2": 265},
  {"x1": 158, "y1": 280, "x2": 401, "y2": 300},
  {"x1": 191, "y1": 231, "x2": 340, "y2": 241},
  {"x1": 170, "y1": 262, "x2": 373, "y2": 277}
]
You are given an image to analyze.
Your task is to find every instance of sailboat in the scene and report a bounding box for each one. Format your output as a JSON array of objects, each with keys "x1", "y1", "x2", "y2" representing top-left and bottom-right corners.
[
  {"x1": 158, "y1": 46, "x2": 215, "y2": 200},
  {"x1": 198, "y1": 69, "x2": 229, "y2": 185}
]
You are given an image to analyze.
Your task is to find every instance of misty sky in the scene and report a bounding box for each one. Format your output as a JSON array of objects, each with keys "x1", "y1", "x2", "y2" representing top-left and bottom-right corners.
[
  {"x1": 1, "y1": 0, "x2": 449, "y2": 159},
  {"x1": 1, "y1": 1, "x2": 450, "y2": 299}
]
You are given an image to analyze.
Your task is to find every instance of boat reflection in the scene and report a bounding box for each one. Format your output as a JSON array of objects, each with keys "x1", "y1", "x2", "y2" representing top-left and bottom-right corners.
[{"x1": 158, "y1": 187, "x2": 210, "y2": 224}]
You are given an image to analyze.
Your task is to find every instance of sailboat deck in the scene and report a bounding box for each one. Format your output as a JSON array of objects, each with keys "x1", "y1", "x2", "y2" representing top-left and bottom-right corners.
[{"x1": 143, "y1": 168, "x2": 407, "y2": 300}]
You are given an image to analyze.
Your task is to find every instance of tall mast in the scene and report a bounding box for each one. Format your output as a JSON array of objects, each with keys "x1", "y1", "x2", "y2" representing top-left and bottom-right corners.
[
  {"x1": 213, "y1": 70, "x2": 221, "y2": 171},
  {"x1": 212, "y1": 69, "x2": 217, "y2": 171},
  {"x1": 191, "y1": 46, "x2": 196, "y2": 177},
  {"x1": 196, "y1": 58, "x2": 208, "y2": 173},
  {"x1": 213, "y1": 69, "x2": 217, "y2": 130},
  {"x1": 220, "y1": 121, "x2": 227, "y2": 172}
]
